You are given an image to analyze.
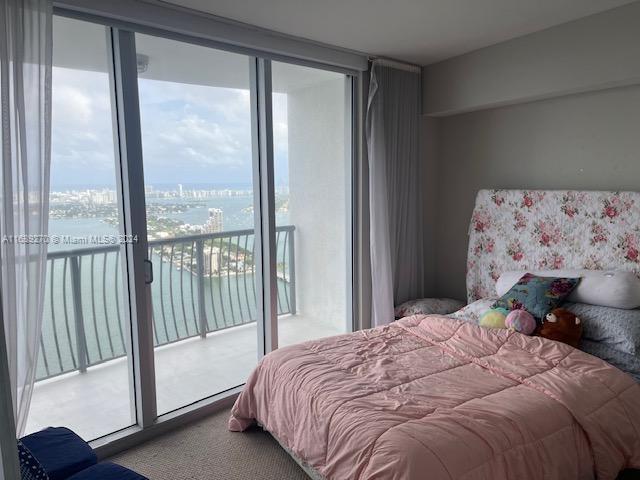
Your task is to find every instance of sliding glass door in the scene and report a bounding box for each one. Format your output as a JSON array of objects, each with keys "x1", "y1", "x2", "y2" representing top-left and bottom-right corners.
[
  {"x1": 26, "y1": 13, "x2": 356, "y2": 440},
  {"x1": 134, "y1": 33, "x2": 259, "y2": 415}
]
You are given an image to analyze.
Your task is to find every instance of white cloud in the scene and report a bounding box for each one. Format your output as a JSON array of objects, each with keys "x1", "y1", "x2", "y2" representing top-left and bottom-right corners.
[
  {"x1": 53, "y1": 85, "x2": 92, "y2": 123},
  {"x1": 138, "y1": 79, "x2": 254, "y2": 183},
  {"x1": 49, "y1": 66, "x2": 291, "y2": 188},
  {"x1": 51, "y1": 67, "x2": 117, "y2": 186}
]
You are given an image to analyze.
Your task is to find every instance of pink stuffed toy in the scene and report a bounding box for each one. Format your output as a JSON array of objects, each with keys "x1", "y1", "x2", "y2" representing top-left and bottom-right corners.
[{"x1": 505, "y1": 309, "x2": 536, "y2": 335}]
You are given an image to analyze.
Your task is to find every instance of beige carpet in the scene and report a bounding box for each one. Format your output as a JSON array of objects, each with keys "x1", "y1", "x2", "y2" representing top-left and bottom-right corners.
[
  {"x1": 111, "y1": 408, "x2": 640, "y2": 480},
  {"x1": 111, "y1": 408, "x2": 308, "y2": 480}
]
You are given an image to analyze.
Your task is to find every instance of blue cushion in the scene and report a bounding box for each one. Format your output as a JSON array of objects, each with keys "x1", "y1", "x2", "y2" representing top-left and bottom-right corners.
[
  {"x1": 20, "y1": 427, "x2": 97, "y2": 480},
  {"x1": 492, "y1": 273, "x2": 580, "y2": 320},
  {"x1": 67, "y1": 462, "x2": 148, "y2": 480},
  {"x1": 17, "y1": 440, "x2": 49, "y2": 480}
]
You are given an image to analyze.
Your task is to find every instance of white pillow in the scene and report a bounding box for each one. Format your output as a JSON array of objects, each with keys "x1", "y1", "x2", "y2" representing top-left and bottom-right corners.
[{"x1": 496, "y1": 270, "x2": 640, "y2": 310}]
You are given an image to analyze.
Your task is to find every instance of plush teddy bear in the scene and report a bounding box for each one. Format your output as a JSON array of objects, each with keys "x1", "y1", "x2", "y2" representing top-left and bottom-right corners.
[{"x1": 536, "y1": 308, "x2": 582, "y2": 348}]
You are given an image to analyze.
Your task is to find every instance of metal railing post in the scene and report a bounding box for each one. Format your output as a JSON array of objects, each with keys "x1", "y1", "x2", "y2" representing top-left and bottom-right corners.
[
  {"x1": 69, "y1": 256, "x2": 88, "y2": 373},
  {"x1": 196, "y1": 239, "x2": 207, "y2": 338},
  {"x1": 288, "y1": 228, "x2": 296, "y2": 315}
]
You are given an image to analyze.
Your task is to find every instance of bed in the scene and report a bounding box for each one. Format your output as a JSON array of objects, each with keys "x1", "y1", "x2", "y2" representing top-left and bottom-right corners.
[{"x1": 229, "y1": 190, "x2": 640, "y2": 480}]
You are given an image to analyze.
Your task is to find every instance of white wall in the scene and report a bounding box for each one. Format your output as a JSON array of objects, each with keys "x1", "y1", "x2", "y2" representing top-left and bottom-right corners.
[
  {"x1": 287, "y1": 78, "x2": 348, "y2": 329},
  {"x1": 422, "y1": 1, "x2": 640, "y2": 116}
]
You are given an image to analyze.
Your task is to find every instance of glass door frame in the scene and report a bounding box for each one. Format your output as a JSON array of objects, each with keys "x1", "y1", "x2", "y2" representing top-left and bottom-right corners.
[
  {"x1": 108, "y1": 27, "x2": 157, "y2": 430},
  {"x1": 53, "y1": 6, "x2": 361, "y2": 454},
  {"x1": 251, "y1": 58, "x2": 279, "y2": 355}
]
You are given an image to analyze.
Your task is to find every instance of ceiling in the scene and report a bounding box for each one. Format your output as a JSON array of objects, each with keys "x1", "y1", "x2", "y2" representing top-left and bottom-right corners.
[
  {"x1": 53, "y1": 16, "x2": 341, "y2": 92},
  {"x1": 160, "y1": 0, "x2": 637, "y2": 65}
]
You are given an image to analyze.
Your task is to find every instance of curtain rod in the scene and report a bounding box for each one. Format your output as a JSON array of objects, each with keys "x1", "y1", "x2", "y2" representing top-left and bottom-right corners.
[{"x1": 369, "y1": 57, "x2": 421, "y2": 73}]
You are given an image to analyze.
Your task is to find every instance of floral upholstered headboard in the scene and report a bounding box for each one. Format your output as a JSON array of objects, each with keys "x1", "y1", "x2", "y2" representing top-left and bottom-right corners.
[{"x1": 466, "y1": 189, "x2": 640, "y2": 302}]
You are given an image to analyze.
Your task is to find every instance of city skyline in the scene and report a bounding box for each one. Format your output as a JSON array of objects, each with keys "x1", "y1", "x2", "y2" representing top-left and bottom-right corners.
[
  {"x1": 49, "y1": 183, "x2": 289, "y2": 198},
  {"x1": 48, "y1": 183, "x2": 290, "y2": 243}
]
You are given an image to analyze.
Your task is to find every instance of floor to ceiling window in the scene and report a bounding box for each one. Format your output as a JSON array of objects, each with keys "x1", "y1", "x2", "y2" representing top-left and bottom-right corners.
[
  {"x1": 24, "y1": 13, "x2": 356, "y2": 441},
  {"x1": 135, "y1": 33, "x2": 260, "y2": 415}
]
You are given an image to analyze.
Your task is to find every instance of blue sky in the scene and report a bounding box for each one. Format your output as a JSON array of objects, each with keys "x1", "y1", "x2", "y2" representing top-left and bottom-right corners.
[{"x1": 51, "y1": 67, "x2": 289, "y2": 190}]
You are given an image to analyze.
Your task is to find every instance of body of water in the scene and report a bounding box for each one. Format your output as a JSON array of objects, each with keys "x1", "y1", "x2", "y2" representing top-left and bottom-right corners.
[
  {"x1": 39, "y1": 189, "x2": 293, "y2": 380},
  {"x1": 49, "y1": 193, "x2": 289, "y2": 248}
]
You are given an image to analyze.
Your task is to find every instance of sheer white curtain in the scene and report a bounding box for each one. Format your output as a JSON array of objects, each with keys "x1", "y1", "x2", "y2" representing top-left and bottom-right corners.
[
  {"x1": 0, "y1": 287, "x2": 19, "y2": 480},
  {"x1": 366, "y1": 59, "x2": 424, "y2": 327},
  {"x1": 0, "y1": 0, "x2": 53, "y2": 445}
]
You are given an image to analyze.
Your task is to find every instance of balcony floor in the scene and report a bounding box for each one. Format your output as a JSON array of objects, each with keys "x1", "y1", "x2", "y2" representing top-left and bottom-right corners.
[{"x1": 26, "y1": 314, "x2": 344, "y2": 440}]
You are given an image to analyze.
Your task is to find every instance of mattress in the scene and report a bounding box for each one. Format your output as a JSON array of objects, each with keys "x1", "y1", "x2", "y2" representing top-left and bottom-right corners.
[
  {"x1": 268, "y1": 428, "x2": 324, "y2": 480},
  {"x1": 230, "y1": 315, "x2": 640, "y2": 479}
]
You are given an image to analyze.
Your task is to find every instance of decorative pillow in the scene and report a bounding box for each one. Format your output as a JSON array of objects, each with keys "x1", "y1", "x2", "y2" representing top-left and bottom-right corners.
[
  {"x1": 448, "y1": 298, "x2": 497, "y2": 323},
  {"x1": 565, "y1": 302, "x2": 640, "y2": 356},
  {"x1": 492, "y1": 273, "x2": 580, "y2": 320},
  {"x1": 497, "y1": 269, "x2": 640, "y2": 309},
  {"x1": 17, "y1": 440, "x2": 49, "y2": 480},
  {"x1": 394, "y1": 298, "x2": 465, "y2": 319}
]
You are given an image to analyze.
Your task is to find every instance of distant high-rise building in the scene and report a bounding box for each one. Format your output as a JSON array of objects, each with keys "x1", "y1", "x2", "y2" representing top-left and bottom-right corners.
[
  {"x1": 178, "y1": 183, "x2": 183, "y2": 197},
  {"x1": 203, "y1": 208, "x2": 223, "y2": 233},
  {"x1": 85, "y1": 189, "x2": 116, "y2": 205},
  {"x1": 202, "y1": 246, "x2": 221, "y2": 275}
]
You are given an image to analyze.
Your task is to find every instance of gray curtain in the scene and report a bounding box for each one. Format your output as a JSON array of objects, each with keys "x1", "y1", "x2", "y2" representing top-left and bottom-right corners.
[{"x1": 366, "y1": 59, "x2": 424, "y2": 326}]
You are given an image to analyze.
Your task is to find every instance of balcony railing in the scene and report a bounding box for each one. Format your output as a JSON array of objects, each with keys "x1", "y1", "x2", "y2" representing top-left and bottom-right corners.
[{"x1": 37, "y1": 226, "x2": 295, "y2": 381}]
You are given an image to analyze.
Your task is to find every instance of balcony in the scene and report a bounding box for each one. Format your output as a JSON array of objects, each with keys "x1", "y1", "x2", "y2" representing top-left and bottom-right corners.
[{"x1": 26, "y1": 226, "x2": 342, "y2": 440}]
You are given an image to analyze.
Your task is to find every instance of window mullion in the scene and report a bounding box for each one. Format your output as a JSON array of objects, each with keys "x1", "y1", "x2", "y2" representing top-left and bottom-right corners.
[
  {"x1": 250, "y1": 57, "x2": 278, "y2": 356},
  {"x1": 108, "y1": 27, "x2": 157, "y2": 428}
]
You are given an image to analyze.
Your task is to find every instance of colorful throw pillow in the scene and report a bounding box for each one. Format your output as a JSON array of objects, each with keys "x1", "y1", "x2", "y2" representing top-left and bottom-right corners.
[{"x1": 492, "y1": 273, "x2": 580, "y2": 320}]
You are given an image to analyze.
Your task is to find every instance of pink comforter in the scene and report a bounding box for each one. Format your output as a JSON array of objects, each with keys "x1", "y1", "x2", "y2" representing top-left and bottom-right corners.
[{"x1": 229, "y1": 315, "x2": 640, "y2": 479}]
